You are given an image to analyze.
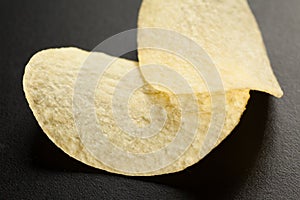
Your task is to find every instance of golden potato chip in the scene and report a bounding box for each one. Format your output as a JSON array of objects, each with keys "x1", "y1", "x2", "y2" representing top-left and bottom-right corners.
[
  {"x1": 138, "y1": 0, "x2": 283, "y2": 97},
  {"x1": 23, "y1": 47, "x2": 250, "y2": 175},
  {"x1": 23, "y1": 0, "x2": 283, "y2": 176}
]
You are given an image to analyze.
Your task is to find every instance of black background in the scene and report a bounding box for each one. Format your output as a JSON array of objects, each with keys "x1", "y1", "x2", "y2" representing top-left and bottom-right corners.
[{"x1": 1, "y1": 0, "x2": 299, "y2": 199}]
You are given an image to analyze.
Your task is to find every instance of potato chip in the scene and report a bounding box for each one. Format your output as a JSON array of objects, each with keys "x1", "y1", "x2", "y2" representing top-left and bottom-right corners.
[
  {"x1": 138, "y1": 0, "x2": 283, "y2": 97},
  {"x1": 23, "y1": 47, "x2": 250, "y2": 175},
  {"x1": 23, "y1": 0, "x2": 283, "y2": 176}
]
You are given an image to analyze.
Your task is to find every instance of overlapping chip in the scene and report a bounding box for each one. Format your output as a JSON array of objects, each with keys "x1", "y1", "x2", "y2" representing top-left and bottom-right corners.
[
  {"x1": 23, "y1": 0, "x2": 282, "y2": 176},
  {"x1": 138, "y1": 0, "x2": 282, "y2": 97}
]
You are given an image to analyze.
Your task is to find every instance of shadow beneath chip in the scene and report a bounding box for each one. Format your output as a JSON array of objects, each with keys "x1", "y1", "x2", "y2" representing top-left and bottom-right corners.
[
  {"x1": 31, "y1": 91, "x2": 269, "y2": 199},
  {"x1": 31, "y1": 127, "x2": 102, "y2": 174},
  {"x1": 136, "y1": 91, "x2": 270, "y2": 199}
]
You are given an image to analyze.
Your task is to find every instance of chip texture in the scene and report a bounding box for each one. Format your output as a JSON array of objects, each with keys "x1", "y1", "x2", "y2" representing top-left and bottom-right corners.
[
  {"x1": 23, "y1": 48, "x2": 250, "y2": 175},
  {"x1": 138, "y1": 0, "x2": 283, "y2": 97},
  {"x1": 23, "y1": 0, "x2": 284, "y2": 175}
]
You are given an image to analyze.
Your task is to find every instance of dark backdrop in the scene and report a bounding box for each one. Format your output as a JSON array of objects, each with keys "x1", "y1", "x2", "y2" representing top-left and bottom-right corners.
[{"x1": 0, "y1": 0, "x2": 299, "y2": 199}]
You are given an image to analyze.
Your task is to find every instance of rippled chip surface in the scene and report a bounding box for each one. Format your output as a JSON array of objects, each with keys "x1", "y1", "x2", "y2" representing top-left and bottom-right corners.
[{"x1": 23, "y1": 0, "x2": 282, "y2": 176}]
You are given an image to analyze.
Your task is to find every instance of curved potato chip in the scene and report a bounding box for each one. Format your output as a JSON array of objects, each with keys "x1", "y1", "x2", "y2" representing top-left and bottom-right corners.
[
  {"x1": 138, "y1": 0, "x2": 283, "y2": 97},
  {"x1": 23, "y1": 47, "x2": 250, "y2": 175}
]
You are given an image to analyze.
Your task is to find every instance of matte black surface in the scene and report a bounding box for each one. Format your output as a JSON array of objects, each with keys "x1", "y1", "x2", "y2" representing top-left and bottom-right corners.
[{"x1": 0, "y1": 0, "x2": 299, "y2": 199}]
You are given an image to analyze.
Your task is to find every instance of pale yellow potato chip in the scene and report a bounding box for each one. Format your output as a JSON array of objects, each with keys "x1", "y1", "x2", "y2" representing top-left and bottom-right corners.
[
  {"x1": 23, "y1": 0, "x2": 283, "y2": 176},
  {"x1": 23, "y1": 47, "x2": 250, "y2": 175},
  {"x1": 138, "y1": 0, "x2": 283, "y2": 97}
]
